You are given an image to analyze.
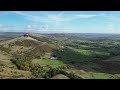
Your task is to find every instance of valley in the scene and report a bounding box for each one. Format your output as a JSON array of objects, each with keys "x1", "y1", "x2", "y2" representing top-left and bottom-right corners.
[{"x1": 0, "y1": 32, "x2": 120, "y2": 79}]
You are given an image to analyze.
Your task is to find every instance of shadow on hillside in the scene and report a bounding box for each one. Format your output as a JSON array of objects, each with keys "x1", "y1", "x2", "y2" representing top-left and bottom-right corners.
[
  {"x1": 95, "y1": 60, "x2": 120, "y2": 74},
  {"x1": 52, "y1": 48, "x2": 120, "y2": 74}
]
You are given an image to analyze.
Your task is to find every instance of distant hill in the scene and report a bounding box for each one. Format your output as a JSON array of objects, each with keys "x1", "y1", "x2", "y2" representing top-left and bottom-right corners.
[
  {"x1": 0, "y1": 34, "x2": 60, "y2": 58},
  {"x1": 0, "y1": 32, "x2": 26, "y2": 41},
  {"x1": 1, "y1": 32, "x2": 120, "y2": 40}
]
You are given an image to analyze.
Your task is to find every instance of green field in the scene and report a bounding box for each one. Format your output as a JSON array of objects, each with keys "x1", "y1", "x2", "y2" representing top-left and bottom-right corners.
[
  {"x1": 32, "y1": 59, "x2": 65, "y2": 65},
  {"x1": 90, "y1": 73, "x2": 120, "y2": 79}
]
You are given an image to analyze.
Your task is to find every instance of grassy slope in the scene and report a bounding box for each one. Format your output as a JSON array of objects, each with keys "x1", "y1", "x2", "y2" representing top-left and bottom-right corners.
[
  {"x1": 32, "y1": 59, "x2": 66, "y2": 69},
  {"x1": 105, "y1": 56, "x2": 120, "y2": 61},
  {"x1": 0, "y1": 35, "x2": 61, "y2": 78},
  {"x1": 65, "y1": 68, "x2": 120, "y2": 79},
  {"x1": 1, "y1": 34, "x2": 120, "y2": 79},
  {"x1": 33, "y1": 59, "x2": 64, "y2": 65},
  {"x1": 0, "y1": 50, "x2": 32, "y2": 79}
]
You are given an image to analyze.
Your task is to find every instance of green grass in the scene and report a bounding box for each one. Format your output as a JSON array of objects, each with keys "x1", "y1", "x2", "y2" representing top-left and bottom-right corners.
[
  {"x1": 92, "y1": 73, "x2": 112, "y2": 79},
  {"x1": 64, "y1": 69, "x2": 120, "y2": 79},
  {"x1": 90, "y1": 73, "x2": 120, "y2": 79},
  {"x1": 53, "y1": 47, "x2": 110, "y2": 63},
  {"x1": 74, "y1": 48, "x2": 110, "y2": 56},
  {"x1": 33, "y1": 59, "x2": 65, "y2": 65}
]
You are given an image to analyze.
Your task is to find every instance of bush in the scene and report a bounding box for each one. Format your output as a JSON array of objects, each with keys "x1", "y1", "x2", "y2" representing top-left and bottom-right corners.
[
  {"x1": 11, "y1": 55, "x2": 33, "y2": 71},
  {"x1": 44, "y1": 68, "x2": 60, "y2": 79},
  {"x1": 44, "y1": 67, "x2": 82, "y2": 79},
  {"x1": 30, "y1": 64, "x2": 47, "y2": 78}
]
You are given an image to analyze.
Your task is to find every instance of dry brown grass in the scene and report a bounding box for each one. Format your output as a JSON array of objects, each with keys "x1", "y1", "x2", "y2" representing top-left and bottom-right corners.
[
  {"x1": 0, "y1": 50, "x2": 32, "y2": 79},
  {"x1": 0, "y1": 67, "x2": 32, "y2": 79}
]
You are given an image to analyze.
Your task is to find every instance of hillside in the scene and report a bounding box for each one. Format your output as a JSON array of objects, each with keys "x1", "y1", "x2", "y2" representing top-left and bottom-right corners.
[
  {"x1": 0, "y1": 34, "x2": 63, "y2": 79},
  {"x1": 0, "y1": 33, "x2": 120, "y2": 79}
]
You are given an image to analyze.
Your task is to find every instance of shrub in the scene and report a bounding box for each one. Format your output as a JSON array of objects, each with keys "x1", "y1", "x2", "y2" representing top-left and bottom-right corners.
[
  {"x1": 11, "y1": 55, "x2": 33, "y2": 71},
  {"x1": 30, "y1": 64, "x2": 47, "y2": 78},
  {"x1": 44, "y1": 67, "x2": 82, "y2": 79}
]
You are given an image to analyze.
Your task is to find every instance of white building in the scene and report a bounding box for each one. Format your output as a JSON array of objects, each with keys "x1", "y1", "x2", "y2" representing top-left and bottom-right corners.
[{"x1": 50, "y1": 57, "x2": 58, "y2": 60}]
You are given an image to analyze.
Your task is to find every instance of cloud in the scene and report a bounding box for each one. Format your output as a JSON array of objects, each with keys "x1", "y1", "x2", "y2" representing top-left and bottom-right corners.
[
  {"x1": 47, "y1": 15, "x2": 64, "y2": 21},
  {"x1": 25, "y1": 24, "x2": 48, "y2": 31},
  {"x1": 0, "y1": 24, "x2": 11, "y2": 30},
  {"x1": 12, "y1": 11, "x2": 105, "y2": 23},
  {"x1": 76, "y1": 13, "x2": 106, "y2": 19},
  {"x1": 12, "y1": 11, "x2": 64, "y2": 23},
  {"x1": 12, "y1": 12, "x2": 108, "y2": 30},
  {"x1": 11, "y1": 11, "x2": 109, "y2": 33},
  {"x1": 12, "y1": 11, "x2": 67, "y2": 32},
  {"x1": 76, "y1": 14, "x2": 97, "y2": 18},
  {"x1": 12, "y1": 11, "x2": 27, "y2": 16},
  {"x1": 0, "y1": 24, "x2": 14, "y2": 32},
  {"x1": 99, "y1": 13, "x2": 106, "y2": 16}
]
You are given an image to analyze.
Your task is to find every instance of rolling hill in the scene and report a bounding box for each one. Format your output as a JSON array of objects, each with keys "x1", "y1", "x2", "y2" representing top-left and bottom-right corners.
[{"x1": 0, "y1": 33, "x2": 120, "y2": 79}]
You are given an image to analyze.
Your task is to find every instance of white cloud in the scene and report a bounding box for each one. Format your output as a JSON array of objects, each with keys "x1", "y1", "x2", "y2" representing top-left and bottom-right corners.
[
  {"x1": 0, "y1": 24, "x2": 11, "y2": 30},
  {"x1": 25, "y1": 24, "x2": 48, "y2": 31},
  {"x1": 12, "y1": 11, "x2": 105, "y2": 23},
  {"x1": 11, "y1": 11, "x2": 110, "y2": 33},
  {"x1": 0, "y1": 24, "x2": 14, "y2": 32},
  {"x1": 26, "y1": 25, "x2": 36, "y2": 30},
  {"x1": 76, "y1": 14, "x2": 97, "y2": 18},
  {"x1": 12, "y1": 11, "x2": 64, "y2": 23},
  {"x1": 99, "y1": 13, "x2": 106, "y2": 16},
  {"x1": 76, "y1": 13, "x2": 106, "y2": 19}
]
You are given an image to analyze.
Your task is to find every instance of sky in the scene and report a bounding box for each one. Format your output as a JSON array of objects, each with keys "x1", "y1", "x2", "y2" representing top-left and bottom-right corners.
[{"x1": 0, "y1": 11, "x2": 120, "y2": 33}]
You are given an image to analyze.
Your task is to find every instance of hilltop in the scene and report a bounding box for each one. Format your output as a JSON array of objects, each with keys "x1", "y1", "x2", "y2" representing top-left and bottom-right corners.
[{"x1": 0, "y1": 34, "x2": 61, "y2": 79}]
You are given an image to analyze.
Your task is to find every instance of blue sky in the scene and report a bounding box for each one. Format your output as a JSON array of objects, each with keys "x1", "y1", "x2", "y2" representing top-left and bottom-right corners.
[{"x1": 0, "y1": 11, "x2": 120, "y2": 33}]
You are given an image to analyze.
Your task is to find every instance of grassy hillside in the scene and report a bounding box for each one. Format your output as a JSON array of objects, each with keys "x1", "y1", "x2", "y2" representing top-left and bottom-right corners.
[{"x1": 0, "y1": 33, "x2": 120, "y2": 79}]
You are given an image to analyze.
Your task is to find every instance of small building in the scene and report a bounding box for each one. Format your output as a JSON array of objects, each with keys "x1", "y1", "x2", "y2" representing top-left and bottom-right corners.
[{"x1": 50, "y1": 57, "x2": 58, "y2": 60}]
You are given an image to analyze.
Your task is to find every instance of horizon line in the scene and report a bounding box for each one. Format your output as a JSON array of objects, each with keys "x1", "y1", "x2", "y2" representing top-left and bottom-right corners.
[{"x1": 0, "y1": 31, "x2": 120, "y2": 35}]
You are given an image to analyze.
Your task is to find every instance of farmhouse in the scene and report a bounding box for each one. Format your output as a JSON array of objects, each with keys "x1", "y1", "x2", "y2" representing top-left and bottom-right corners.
[{"x1": 50, "y1": 55, "x2": 58, "y2": 60}]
